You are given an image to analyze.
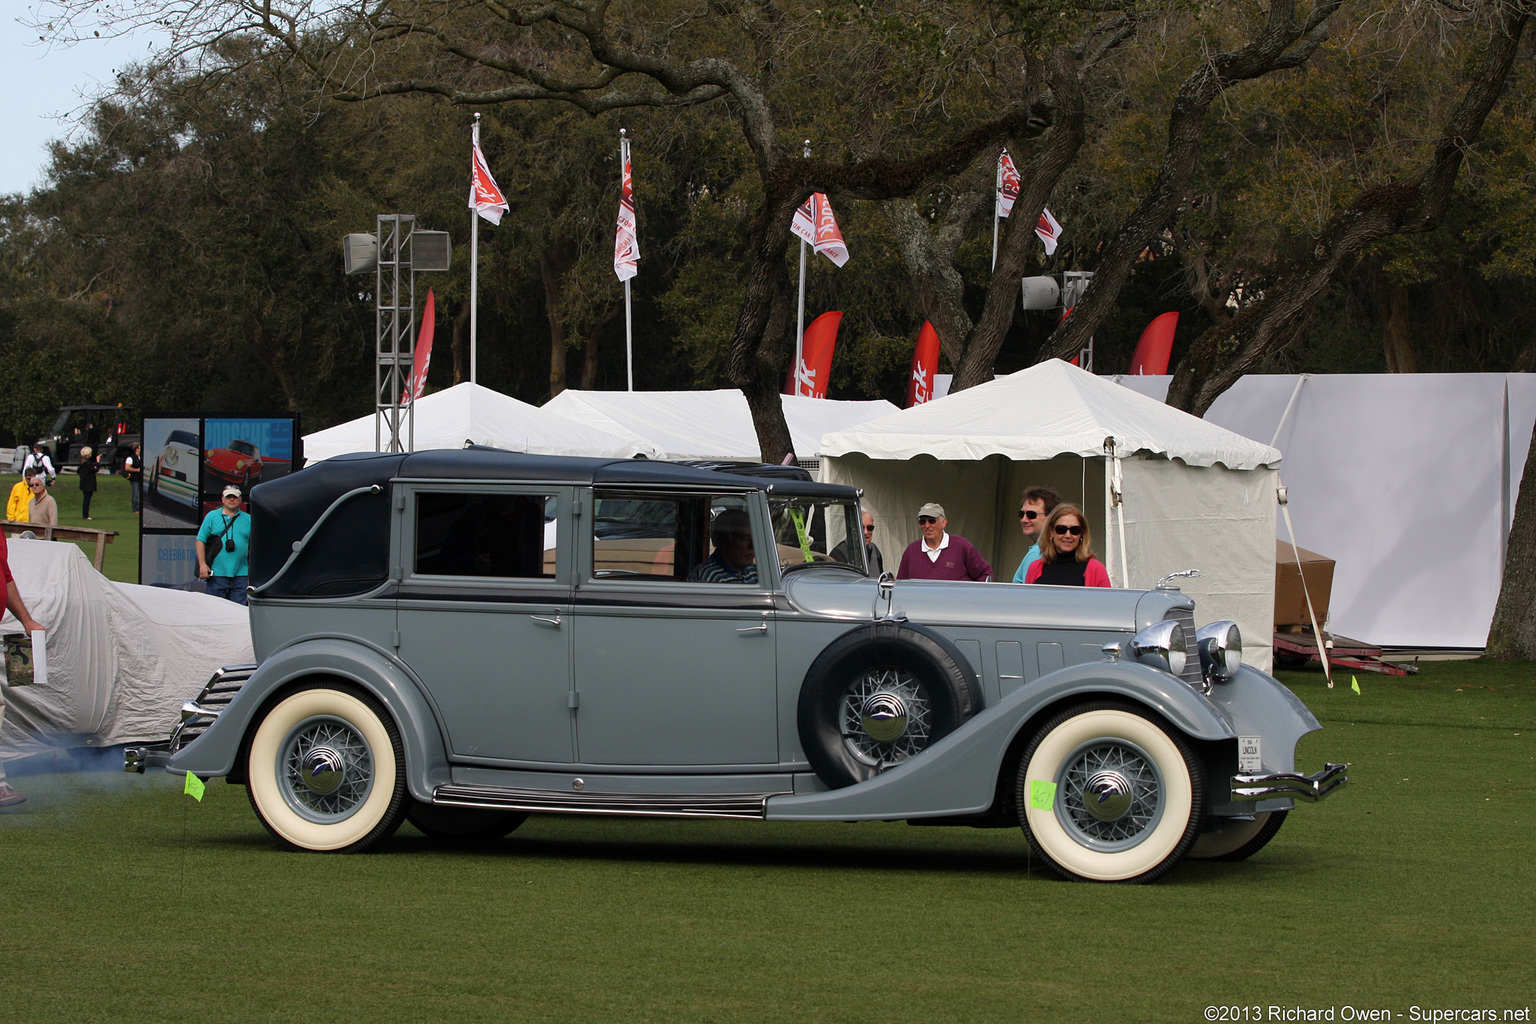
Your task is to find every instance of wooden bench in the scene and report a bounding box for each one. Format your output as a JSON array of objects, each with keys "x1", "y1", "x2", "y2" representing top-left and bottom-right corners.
[{"x1": 2, "y1": 520, "x2": 119, "y2": 571}]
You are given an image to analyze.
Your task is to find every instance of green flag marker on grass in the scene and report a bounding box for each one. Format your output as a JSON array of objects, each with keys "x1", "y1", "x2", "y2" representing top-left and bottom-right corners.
[
  {"x1": 1352, "y1": 675, "x2": 1361, "y2": 695},
  {"x1": 1029, "y1": 779, "x2": 1056, "y2": 810},
  {"x1": 183, "y1": 772, "x2": 206, "y2": 801}
]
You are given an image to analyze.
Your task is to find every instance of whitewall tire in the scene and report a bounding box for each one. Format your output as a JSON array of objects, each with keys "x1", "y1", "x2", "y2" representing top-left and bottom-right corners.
[
  {"x1": 246, "y1": 684, "x2": 408, "y2": 853},
  {"x1": 1016, "y1": 702, "x2": 1204, "y2": 883}
]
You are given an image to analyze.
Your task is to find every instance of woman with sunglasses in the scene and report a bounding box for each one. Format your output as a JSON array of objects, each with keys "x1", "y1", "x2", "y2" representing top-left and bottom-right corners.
[
  {"x1": 25, "y1": 473, "x2": 58, "y2": 529},
  {"x1": 1024, "y1": 502, "x2": 1110, "y2": 587}
]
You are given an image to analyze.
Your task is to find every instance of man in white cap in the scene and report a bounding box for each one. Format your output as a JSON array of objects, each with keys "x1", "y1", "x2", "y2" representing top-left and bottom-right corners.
[
  {"x1": 896, "y1": 502, "x2": 992, "y2": 581},
  {"x1": 197, "y1": 485, "x2": 253, "y2": 604}
]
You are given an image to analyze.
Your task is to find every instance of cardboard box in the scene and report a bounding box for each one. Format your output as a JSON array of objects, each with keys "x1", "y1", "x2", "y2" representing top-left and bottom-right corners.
[{"x1": 1275, "y1": 541, "x2": 1335, "y2": 629}]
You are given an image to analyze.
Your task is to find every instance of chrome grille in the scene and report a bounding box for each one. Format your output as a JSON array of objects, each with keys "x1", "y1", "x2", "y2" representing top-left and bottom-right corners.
[
  {"x1": 1163, "y1": 608, "x2": 1206, "y2": 690},
  {"x1": 169, "y1": 664, "x2": 256, "y2": 752}
]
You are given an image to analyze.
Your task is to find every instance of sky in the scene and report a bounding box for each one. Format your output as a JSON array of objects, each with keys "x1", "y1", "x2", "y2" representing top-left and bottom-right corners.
[{"x1": 0, "y1": 13, "x2": 163, "y2": 196}]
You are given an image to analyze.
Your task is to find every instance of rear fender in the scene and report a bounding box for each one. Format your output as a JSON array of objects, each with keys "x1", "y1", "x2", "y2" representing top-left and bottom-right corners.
[
  {"x1": 767, "y1": 660, "x2": 1238, "y2": 822},
  {"x1": 166, "y1": 637, "x2": 450, "y2": 803}
]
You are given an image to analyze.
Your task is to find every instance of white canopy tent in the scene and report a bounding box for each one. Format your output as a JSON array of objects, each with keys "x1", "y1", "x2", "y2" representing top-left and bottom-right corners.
[
  {"x1": 1114, "y1": 372, "x2": 1536, "y2": 649},
  {"x1": 303, "y1": 382, "x2": 664, "y2": 463},
  {"x1": 820, "y1": 360, "x2": 1283, "y2": 670},
  {"x1": 1, "y1": 540, "x2": 255, "y2": 760},
  {"x1": 543, "y1": 389, "x2": 899, "y2": 462}
]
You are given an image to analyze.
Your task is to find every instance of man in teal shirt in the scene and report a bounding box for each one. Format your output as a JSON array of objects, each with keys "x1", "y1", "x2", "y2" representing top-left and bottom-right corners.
[
  {"x1": 1011, "y1": 486, "x2": 1061, "y2": 583},
  {"x1": 198, "y1": 485, "x2": 253, "y2": 604}
]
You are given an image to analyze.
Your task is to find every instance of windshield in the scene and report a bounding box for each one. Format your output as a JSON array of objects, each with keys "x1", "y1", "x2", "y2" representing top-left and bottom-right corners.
[{"x1": 768, "y1": 495, "x2": 865, "y2": 574}]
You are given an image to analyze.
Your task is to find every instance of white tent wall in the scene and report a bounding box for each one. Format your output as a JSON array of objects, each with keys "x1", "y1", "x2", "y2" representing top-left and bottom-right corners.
[
  {"x1": 1112, "y1": 372, "x2": 1536, "y2": 649},
  {"x1": 1117, "y1": 457, "x2": 1277, "y2": 670}
]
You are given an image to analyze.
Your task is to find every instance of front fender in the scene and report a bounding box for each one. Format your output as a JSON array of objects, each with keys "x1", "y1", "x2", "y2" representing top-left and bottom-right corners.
[
  {"x1": 167, "y1": 638, "x2": 451, "y2": 803},
  {"x1": 767, "y1": 660, "x2": 1238, "y2": 822}
]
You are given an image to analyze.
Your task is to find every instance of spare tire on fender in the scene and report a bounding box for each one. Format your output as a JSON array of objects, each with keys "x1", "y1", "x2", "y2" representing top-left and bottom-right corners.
[{"x1": 797, "y1": 621, "x2": 983, "y2": 789}]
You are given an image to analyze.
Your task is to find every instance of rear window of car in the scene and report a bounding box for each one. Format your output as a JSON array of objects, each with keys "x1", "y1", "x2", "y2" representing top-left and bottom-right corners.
[{"x1": 414, "y1": 492, "x2": 557, "y2": 579}]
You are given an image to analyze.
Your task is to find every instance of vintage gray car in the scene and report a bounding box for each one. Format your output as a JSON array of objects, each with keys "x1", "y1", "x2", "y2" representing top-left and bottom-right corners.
[{"x1": 126, "y1": 449, "x2": 1345, "y2": 882}]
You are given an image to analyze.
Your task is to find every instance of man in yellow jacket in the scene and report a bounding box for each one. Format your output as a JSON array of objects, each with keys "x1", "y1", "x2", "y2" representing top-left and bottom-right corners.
[{"x1": 6, "y1": 468, "x2": 36, "y2": 522}]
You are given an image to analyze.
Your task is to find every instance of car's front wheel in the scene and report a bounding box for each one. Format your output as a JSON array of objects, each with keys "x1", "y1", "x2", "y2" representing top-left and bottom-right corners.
[
  {"x1": 1015, "y1": 701, "x2": 1204, "y2": 883},
  {"x1": 245, "y1": 684, "x2": 408, "y2": 853}
]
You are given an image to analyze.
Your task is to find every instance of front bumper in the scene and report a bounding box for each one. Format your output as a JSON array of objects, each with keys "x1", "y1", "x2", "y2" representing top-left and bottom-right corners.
[
  {"x1": 1230, "y1": 762, "x2": 1348, "y2": 803},
  {"x1": 122, "y1": 664, "x2": 256, "y2": 774}
]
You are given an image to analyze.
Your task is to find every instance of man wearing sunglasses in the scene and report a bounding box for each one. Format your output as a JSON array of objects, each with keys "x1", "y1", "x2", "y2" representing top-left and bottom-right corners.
[
  {"x1": 896, "y1": 502, "x2": 991, "y2": 581},
  {"x1": 831, "y1": 510, "x2": 884, "y2": 577},
  {"x1": 1010, "y1": 485, "x2": 1061, "y2": 584}
]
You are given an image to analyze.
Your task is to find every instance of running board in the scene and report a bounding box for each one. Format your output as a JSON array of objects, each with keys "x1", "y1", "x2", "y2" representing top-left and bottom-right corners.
[{"x1": 432, "y1": 783, "x2": 773, "y2": 820}]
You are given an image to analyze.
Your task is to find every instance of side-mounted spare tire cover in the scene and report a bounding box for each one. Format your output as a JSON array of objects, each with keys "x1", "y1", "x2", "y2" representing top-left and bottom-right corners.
[{"x1": 797, "y1": 621, "x2": 983, "y2": 789}]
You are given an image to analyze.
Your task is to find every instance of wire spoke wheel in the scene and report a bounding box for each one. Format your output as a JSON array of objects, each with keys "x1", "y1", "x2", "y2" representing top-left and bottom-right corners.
[
  {"x1": 1057, "y1": 739, "x2": 1165, "y2": 848},
  {"x1": 1016, "y1": 701, "x2": 1204, "y2": 883},
  {"x1": 840, "y1": 667, "x2": 932, "y2": 769},
  {"x1": 246, "y1": 685, "x2": 407, "y2": 853},
  {"x1": 279, "y1": 717, "x2": 375, "y2": 822}
]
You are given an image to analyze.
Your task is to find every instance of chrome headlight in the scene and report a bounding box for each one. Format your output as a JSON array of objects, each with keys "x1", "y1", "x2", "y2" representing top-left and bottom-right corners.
[
  {"x1": 1129, "y1": 619, "x2": 1187, "y2": 677},
  {"x1": 1195, "y1": 621, "x2": 1243, "y2": 683}
]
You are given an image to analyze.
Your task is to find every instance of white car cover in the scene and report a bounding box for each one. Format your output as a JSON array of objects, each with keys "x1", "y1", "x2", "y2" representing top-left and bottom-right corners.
[{"x1": 0, "y1": 539, "x2": 254, "y2": 762}]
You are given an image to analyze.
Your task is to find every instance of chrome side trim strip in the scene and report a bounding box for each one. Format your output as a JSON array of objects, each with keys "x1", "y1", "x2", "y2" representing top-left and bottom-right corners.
[
  {"x1": 433, "y1": 783, "x2": 771, "y2": 819},
  {"x1": 1230, "y1": 762, "x2": 1348, "y2": 803}
]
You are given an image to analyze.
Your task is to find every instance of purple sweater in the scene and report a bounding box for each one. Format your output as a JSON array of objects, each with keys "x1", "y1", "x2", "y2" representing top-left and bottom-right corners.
[{"x1": 896, "y1": 534, "x2": 993, "y2": 581}]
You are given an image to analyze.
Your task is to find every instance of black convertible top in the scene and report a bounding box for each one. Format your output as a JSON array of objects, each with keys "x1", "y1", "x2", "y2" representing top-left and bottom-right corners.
[{"x1": 249, "y1": 448, "x2": 856, "y2": 597}]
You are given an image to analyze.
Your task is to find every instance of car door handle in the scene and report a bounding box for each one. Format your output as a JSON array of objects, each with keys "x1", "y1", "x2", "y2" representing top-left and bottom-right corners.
[
  {"x1": 531, "y1": 613, "x2": 562, "y2": 627},
  {"x1": 736, "y1": 621, "x2": 768, "y2": 635}
]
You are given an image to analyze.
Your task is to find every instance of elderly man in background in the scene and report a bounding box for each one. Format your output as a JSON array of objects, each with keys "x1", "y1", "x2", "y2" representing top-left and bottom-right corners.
[{"x1": 896, "y1": 502, "x2": 991, "y2": 581}]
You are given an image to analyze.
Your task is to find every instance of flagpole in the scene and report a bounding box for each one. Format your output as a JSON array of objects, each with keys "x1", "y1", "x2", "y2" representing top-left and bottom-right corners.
[
  {"x1": 621, "y1": 130, "x2": 634, "y2": 392},
  {"x1": 794, "y1": 140, "x2": 810, "y2": 397},
  {"x1": 470, "y1": 114, "x2": 480, "y2": 386}
]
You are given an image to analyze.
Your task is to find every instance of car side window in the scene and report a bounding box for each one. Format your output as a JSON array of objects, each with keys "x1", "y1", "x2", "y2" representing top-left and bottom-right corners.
[
  {"x1": 591, "y1": 491, "x2": 755, "y2": 582},
  {"x1": 414, "y1": 492, "x2": 557, "y2": 579}
]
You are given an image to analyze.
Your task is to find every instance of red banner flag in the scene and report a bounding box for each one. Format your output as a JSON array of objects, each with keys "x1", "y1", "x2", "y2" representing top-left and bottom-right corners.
[
  {"x1": 1035, "y1": 207, "x2": 1063, "y2": 255},
  {"x1": 784, "y1": 311, "x2": 842, "y2": 397},
  {"x1": 403, "y1": 289, "x2": 436, "y2": 404},
  {"x1": 614, "y1": 135, "x2": 640, "y2": 282},
  {"x1": 470, "y1": 143, "x2": 509, "y2": 226},
  {"x1": 1128, "y1": 311, "x2": 1178, "y2": 375},
  {"x1": 906, "y1": 322, "x2": 941, "y2": 407},
  {"x1": 790, "y1": 193, "x2": 850, "y2": 267},
  {"x1": 996, "y1": 149, "x2": 1021, "y2": 219}
]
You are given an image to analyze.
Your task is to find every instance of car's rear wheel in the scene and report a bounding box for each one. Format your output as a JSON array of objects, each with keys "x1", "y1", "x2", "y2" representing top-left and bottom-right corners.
[
  {"x1": 1190, "y1": 810, "x2": 1288, "y2": 861},
  {"x1": 406, "y1": 801, "x2": 528, "y2": 841},
  {"x1": 1015, "y1": 701, "x2": 1204, "y2": 883},
  {"x1": 798, "y1": 623, "x2": 982, "y2": 789},
  {"x1": 245, "y1": 684, "x2": 407, "y2": 853}
]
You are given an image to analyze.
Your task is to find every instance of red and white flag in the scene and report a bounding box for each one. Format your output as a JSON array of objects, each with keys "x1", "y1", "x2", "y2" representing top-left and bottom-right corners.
[
  {"x1": 790, "y1": 193, "x2": 850, "y2": 267},
  {"x1": 1035, "y1": 207, "x2": 1063, "y2": 255},
  {"x1": 906, "y1": 322, "x2": 941, "y2": 408},
  {"x1": 469, "y1": 143, "x2": 509, "y2": 226},
  {"x1": 996, "y1": 149, "x2": 1021, "y2": 219},
  {"x1": 402, "y1": 289, "x2": 437, "y2": 404},
  {"x1": 614, "y1": 135, "x2": 640, "y2": 282}
]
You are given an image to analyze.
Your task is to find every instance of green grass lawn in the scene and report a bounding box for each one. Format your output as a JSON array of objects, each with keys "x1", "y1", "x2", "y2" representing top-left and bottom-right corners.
[
  {"x1": 2, "y1": 660, "x2": 1531, "y2": 1023},
  {"x1": 3, "y1": 471, "x2": 140, "y2": 583}
]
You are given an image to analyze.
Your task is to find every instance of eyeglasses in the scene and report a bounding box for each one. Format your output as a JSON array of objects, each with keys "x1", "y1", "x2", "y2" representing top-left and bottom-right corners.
[
  {"x1": 1018, "y1": 509, "x2": 1040, "y2": 520},
  {"x1": 917, "y1": 516, "x2": 937, "y2": 524},
  {"x1": 1053, "y1": 523, "x2": 1083, "y2": 536},
  {"x1": 863, "y1": 524, "x2": 875, "y2": 533}
]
